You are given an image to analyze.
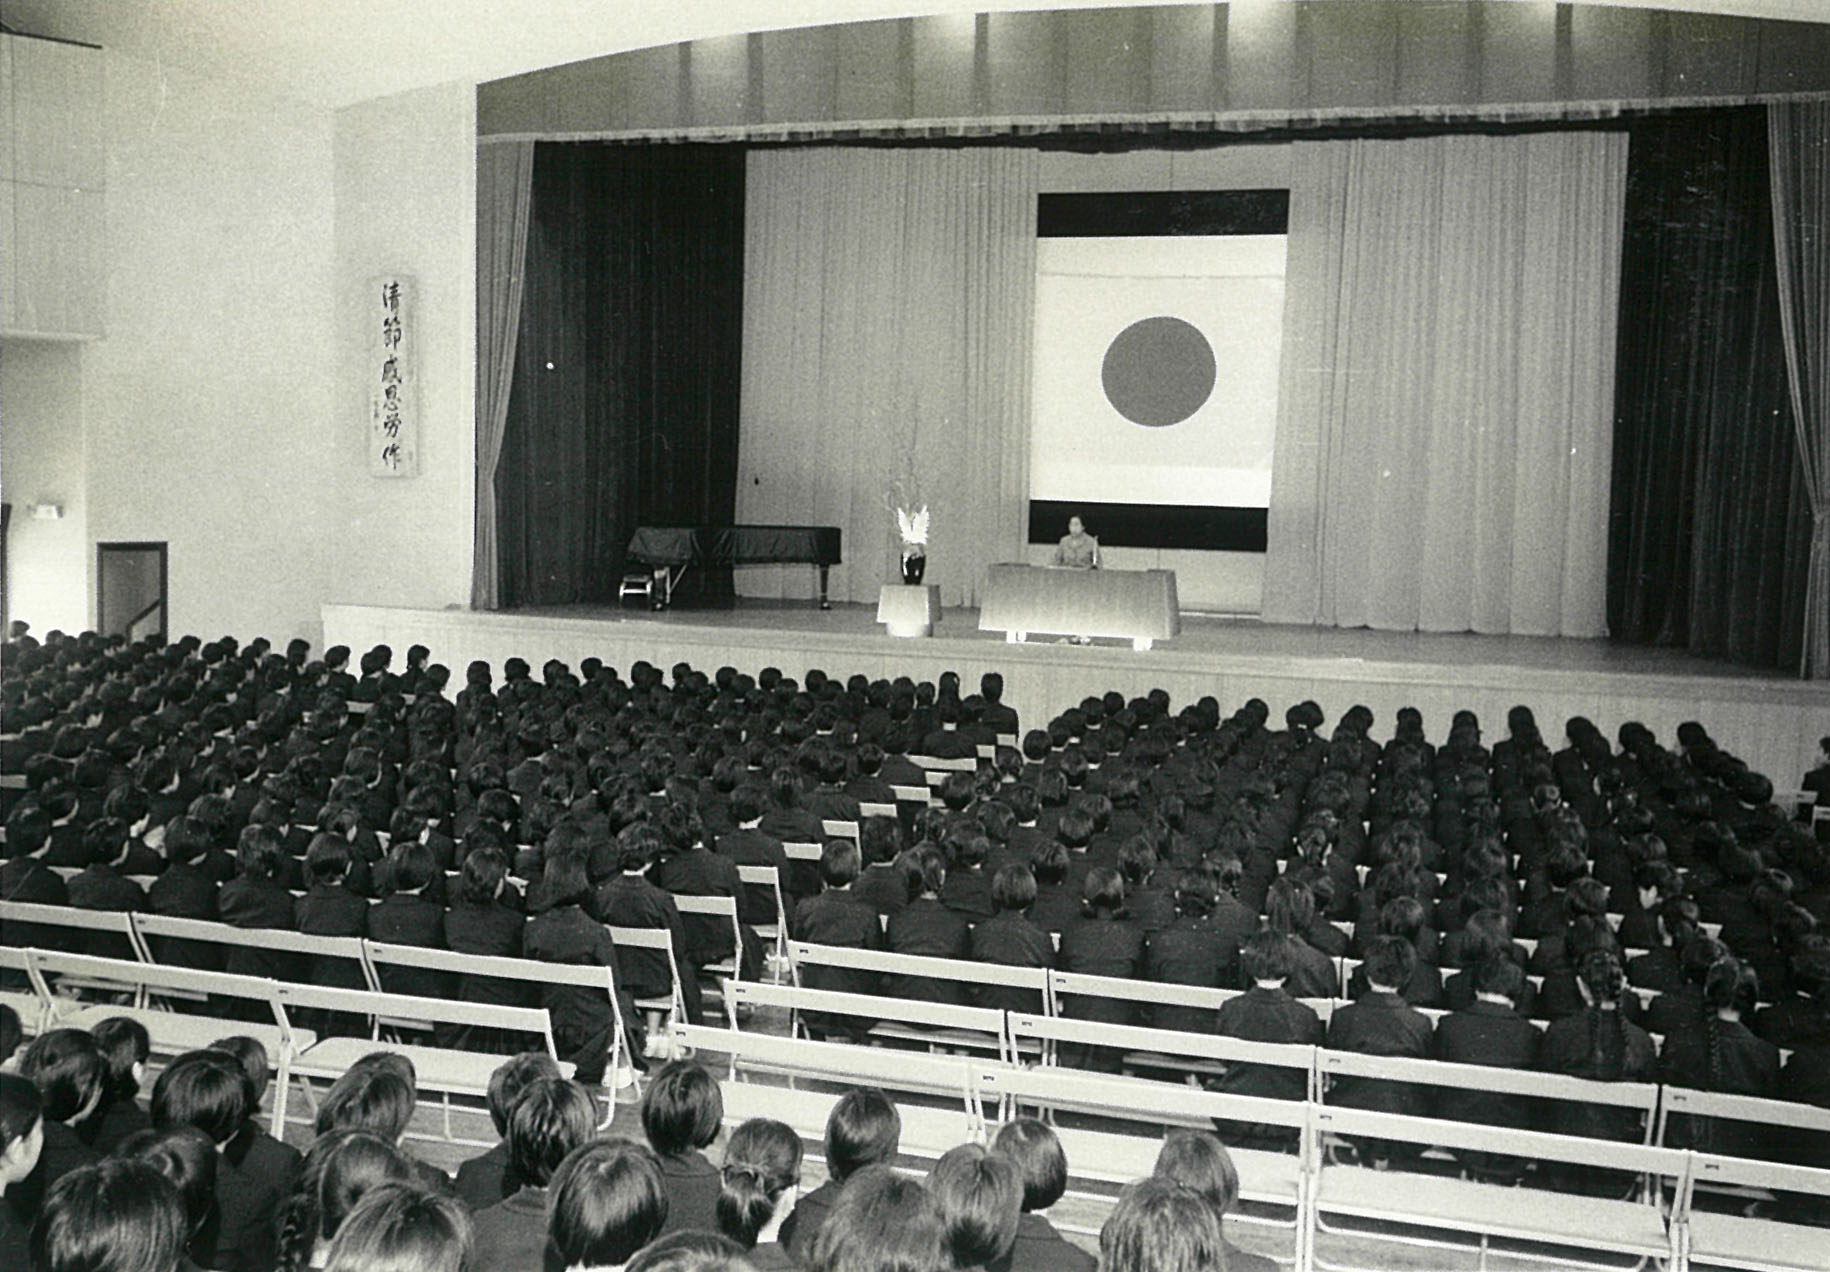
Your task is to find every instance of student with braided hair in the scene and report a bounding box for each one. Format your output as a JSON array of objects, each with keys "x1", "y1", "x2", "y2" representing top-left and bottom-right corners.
[
  {"x1": 1660, "y1": 955, "x2": 1780, "y2": 1161},
  {"x1": 271, "y1": 1131, "x2": 413, "y2": 1272},
  {"x1": 1538, "y1": 950, "x2": 1658, "y2": 1196}
]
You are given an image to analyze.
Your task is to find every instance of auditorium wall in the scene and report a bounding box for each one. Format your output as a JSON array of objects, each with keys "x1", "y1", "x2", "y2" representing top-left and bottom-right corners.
[
  {"x1": 80, "y1": 50, "x2": 338, "y2": 644},
  {"x1": 1, "y1": 339, "x2": 88, "y2": 633},
  {"x1": 330, "y1": 80, "x2": 478, "y2": 621},
  {"x1": 4, "y1": 53, "x2": 478, "y2": 650}
]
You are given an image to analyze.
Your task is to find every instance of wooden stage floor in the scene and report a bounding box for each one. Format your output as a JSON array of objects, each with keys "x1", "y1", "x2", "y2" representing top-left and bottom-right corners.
[{"x1": 324, "y1": 599, "x2": 1830, "y2": 789}]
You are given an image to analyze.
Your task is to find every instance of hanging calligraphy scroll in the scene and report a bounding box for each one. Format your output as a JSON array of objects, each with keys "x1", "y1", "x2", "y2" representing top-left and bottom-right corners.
[{"x1": 368, "y1": 275, "x2": 418, "y2": 477}]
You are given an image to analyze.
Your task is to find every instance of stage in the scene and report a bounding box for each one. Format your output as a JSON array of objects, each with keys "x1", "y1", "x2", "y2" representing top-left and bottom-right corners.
[{"x1": 323, "y1": 600, "x2": 1830, "y2": 790}]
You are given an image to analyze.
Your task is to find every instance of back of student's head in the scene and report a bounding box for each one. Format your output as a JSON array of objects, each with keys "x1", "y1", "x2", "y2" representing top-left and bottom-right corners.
[
  {"x1": 320, "y1": 1183, "x2": 472, "y2": 1272},
  {"x1": 825, "y1": 1088, "x2": 901, "y2": 1182},
  {"x1": 640, "y1": 1060, "x2": 721, "y2": 1157},
  {"x1": 990, "y1": 1118, "x2": 1068, "y2": 1213},
  {"x1": 236, "y1": 822, "x2": 286, "y2": 880},
  {"x1": 1080, "y1": 865, "x2": 1125, "y2": 918},
  {"x1": 819, "y1": 838, "x2": 861, "y2": 888},
  {"x1": 90, "y1": 1017, "x2": 151, "y2": 1102},
  {"x1": 0, "y1": 1071, "x2": 43, "y2": 1169},
  {"x1": 1240, "y1": 930, "x2": 1294, "y2": 985},
  {"x1": 118, "y1": 1124, "x2": 218, "y2": 1242},
  {"x1": 623, "y1": 1231, "x2": 750, "y2": 1272},
  {"x1": 1362, "y1": 934, "x2": 1418, "y2": 992},
  {"x1": 805, "y1": 1165, "x2": 949, "y2": 1272},
  {"x1": 1098, "y1": 1176, "x2": 1226, "y2": 1272},
  {"x1": 860, "y1": 816, "x2": 902, "y2": 867},
  {"x1": 22, "y1": 1028, "x2": 106, "y2": 1125},
  {"x1": 716, "y1": 1118, "x2": 802, "y2": 1248},
  {"x1": 507, "y1": 1078, "x2": 597, "y2": 1189},
  {"x1": 549, "y1": 1139, "x2": 668, "y2": 1271},
  {"x1": 484, "y1": 1053, "x2": 562, "y2": 1138},
  {"x1": 315, "y1": 1064, "x2": 416, "y2": 1145},
  {"x1": 1151, "y1": 1130, "x2": 1240, "y2": 1217},
  {"x1": 278, "y1": 1129, "x2": 416, "y2": 1272},
  {"x1": 927, "y1": 1144, "x2": 1020, "y2": 1271},
  {"x1": 33, "y1": 1159, "x2": 187, "y2": 1272}
]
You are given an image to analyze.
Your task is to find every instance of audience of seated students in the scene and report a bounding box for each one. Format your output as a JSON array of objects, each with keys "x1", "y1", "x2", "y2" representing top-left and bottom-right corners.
[{"x1": 6, "y1": 626, "x2": 1828, "y2": 1222}]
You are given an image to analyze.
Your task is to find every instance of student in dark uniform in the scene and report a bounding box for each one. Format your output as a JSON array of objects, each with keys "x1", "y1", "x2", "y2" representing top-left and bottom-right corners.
[
  {"x1": 759, "y1": 767, "x2": 826, "y2": 899},
  {"x1": 524, "y1": 855, "x2": 633, "y2": 1086},
  {"x1": 939, "y1": 830, "x2": 996, "y2": 924},
  {"x1": 367, "y1": 840, "x2": 451, "y2": 1002},
  {"x1": 1346, "y1": 897, "x2": 1444, "y2": 1008},
  {"x1": 217, "y1": 824, "x2": 304, "y2": 984},
  {"x1": 1213, "y1": 931, "x2": 1326, "y2": 1150},
  {"x1": 1151, "y1": 1131, "x2": 1278, "y2": 1272},
  {"x1": 1432, "y1": 958, "x2": 1540, "y2": 1180},
  {"x1": 442, "y1": 845, "x2": 529, "y2": 1024},
  {"x1": 455, "y1": 1052, "x2": 562, "y2": 1211},
  {"x1": 1326, "y1": 936, "x2": 1435, "y2": 1165},
  {"x1": 1538, "y1": 951, "x2": 1659, "y2": 1196},
  {"x1": 1025, "y1": 841, "x2": 1080, "y2": 936},
  {"x1": 1055, "y1": 867, "x2": 1144, "y2": 1071},
  {"x1": 790, "y1": 839, "x2": 885, "y2": 1040},
  {"x1": 65, "y1": 821, "x2": 148, "y2": 960},
  {"x1": 779, "y1": 1088, "x2": 901, "y2": 1260},
  {"x1": 1660, "y1": 954, "x2": 1781, "y2": 1161},
  {"x1": 79, "y1": 1018, "x2": 151, "y2": 1155},
  {"x1": 885, "y1": 847, "x2": 971, "y2": 1005},
  {"x1": 970, "y1": 864, "x2": 1053, "y2": 1016},
  {"x1": 152, "y1": 1048, "x2": 301, "y2": 1272},
  {"x1": 293, "y1": 832, "x2": 371, "y2": 991},
  {"x1": 715, "y1": 1117, "x2": 802, "y2": 1267},
  {"x1": 1263, "y1": 877, "x2": 1338, "y2": 1000},
  {"x1": 596, "y1": 826, "x2": 704, "y2": 1026},
  {"x1": 470, "y1": 1077, "x2": 596, "y2": 1271},
  {"x1": 143, "y1": 817, "x2": 222, "y2": 970},
  {"x1": 17, "y1": 1030, "x2": 104, "y2": 1213},
  {"x1": 854, "y1": 816, "x2": 912, "y2": 918},
  {"x1": 717, "y1": 785, "x2": 794, "y2": 921},
  {"x1": 989, "y1": 1119, "x2": 1094, "y2": 1272},
  {"x1": 641, "y1": 1060, "x2": 723, "y2": 1236},
  {"x1": 1144, "y1": 864, "x2": 1232, "y2": 1034},
  {"x1": 652, "y1": 803, "x2": 749, "y2": 979},
  {"x1": 0, "y1": 1073, "x2": 44, "y2": 1272}
]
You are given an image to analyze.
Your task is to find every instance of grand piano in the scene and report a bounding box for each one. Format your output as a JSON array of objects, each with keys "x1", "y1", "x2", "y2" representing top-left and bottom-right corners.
[{"x1": 624, "y1": 525, "x2": 842, "y2": 609}]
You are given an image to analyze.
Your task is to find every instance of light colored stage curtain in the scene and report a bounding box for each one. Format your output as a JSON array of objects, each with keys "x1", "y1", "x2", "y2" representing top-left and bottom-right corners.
[
  {"x1": 1264, "y1": 131, "x2": 1627, "y2": 637},
  {"x1": 737, "y1": 147, "x2": 1038, "y2": 608},
  {"x1": 1769, "y1": 101, "x2": 1830, "y2": 679},
  {"x1": 470, "y1": 140, "x2": 534, "y2": 611}
]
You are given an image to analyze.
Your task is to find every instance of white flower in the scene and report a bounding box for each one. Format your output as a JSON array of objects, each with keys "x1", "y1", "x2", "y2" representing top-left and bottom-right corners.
[{"x1": 896, "y1": 504, "x2": 930, "y2": 547}]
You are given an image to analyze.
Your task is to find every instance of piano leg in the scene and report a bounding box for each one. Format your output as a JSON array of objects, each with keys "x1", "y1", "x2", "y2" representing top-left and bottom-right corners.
[{"x1": 818, "y1": 566, "x2": 831, "y2": 610}]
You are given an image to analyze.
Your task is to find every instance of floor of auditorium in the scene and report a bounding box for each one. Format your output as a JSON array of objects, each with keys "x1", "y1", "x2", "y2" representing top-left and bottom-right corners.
[{"x1": 512, "y1": 597, "x2": 1799, "y2": 684}]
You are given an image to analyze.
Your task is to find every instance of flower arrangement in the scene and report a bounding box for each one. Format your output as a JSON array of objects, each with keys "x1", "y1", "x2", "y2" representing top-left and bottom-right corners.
[{"x1": 895, "y1": 504, "x2": 930, "y2": 552}]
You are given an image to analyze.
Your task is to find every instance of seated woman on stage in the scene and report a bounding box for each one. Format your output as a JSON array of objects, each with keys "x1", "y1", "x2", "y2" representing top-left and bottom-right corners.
[{"x1": 1051, "y1": 516, "x2": 1100, "y2": 570}]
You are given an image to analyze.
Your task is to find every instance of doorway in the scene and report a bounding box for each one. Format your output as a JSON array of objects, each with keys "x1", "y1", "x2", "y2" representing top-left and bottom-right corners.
[{"x1": 96, "y1": 542, "x2": 167, "y2": 642}]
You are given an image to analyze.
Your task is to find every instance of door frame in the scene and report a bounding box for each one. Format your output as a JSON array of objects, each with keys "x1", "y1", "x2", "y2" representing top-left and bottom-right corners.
[{"x1": 95, "y1": 540, "x2": 169, "y2": 641}]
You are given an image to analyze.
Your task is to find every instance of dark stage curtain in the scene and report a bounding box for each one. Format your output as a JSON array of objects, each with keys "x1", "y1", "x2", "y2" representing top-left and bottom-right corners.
[
  {"x1": 1608, "y1": 107, "x2": 1814, "y2": 671},
  {"x1": 495, "y1": 143, "x2": 744, "y2": 608}
]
